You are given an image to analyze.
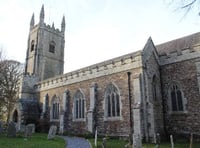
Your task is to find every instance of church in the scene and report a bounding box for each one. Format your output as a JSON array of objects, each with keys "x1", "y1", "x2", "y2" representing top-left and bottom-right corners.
[{"x1": 11, "y1": 5, "x2": 200, "y2": 141}]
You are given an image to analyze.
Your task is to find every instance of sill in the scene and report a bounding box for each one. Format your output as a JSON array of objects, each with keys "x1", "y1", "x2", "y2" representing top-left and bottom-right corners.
[
  {"x1": 104, "y1": 116, "x2": 122, "y2": 121},
  {"x1": 169, "y1": 111, "x2": 188, "y2": 115},
  {"x1": 73, "y1": 118, "x2": 86, "y2": 122},
  {"x1": 50, "y1": 119, "x2": 60, "y2": 122}
]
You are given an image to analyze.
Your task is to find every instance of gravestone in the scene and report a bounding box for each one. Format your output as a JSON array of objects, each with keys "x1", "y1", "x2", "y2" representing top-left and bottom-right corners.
[
  {"x1": 0, "y1": 121, "x2": 3, "y2": 134},
  {"x1": 59, "y1": 115, "x2": 64, "y2": 134},
  {"x1": 102, "y1": 137, "x2": 106, "y2": 148},
  {"x1": 27, "y1": 123, "x2": 35, "y2": 133},
  {"x1": 47, "y1": 125, "x2": 57, "y2": 140},
  {"x1": 155, "y1": 133, "x2": 160, "y2": 148},
  {"x1": 7, "y1": 121, "x2": 16, "y2": 137},
  {"x1": 25, "y1": 124, "x2": 35, "y2": 138},
  {"x1": 20, "y1": 124, "x2": 26, "y2": 133},
  {"x1": 170, "y1": 135, "x2": 174, "y2": 148},
  {"x1": 95, "y1": 129, "x2": 97, "y2": 147},
  {"x1": 133, "y1": 133, "x2": 142, "y2": 148}
]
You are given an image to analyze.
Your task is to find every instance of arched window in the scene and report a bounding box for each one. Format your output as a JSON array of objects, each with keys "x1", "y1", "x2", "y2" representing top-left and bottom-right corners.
[
  {"x1": 49, "y1": 41, "x2": 56, "y2": 53},
  {"x1": 152, "y1": 75, "x2": 157, "y2": 101},
  {"x1": 170, "y1": 84, "x2": 184, "y2": 111},
  {"x1": 31, "y1": 40, "x2": 35, "y2": 52},
  {"x1": 13, "y1": 110, "x2": 18, "y2": 122},
  {"x1": 168, "y1": 82, "x2": 187, "y2": 114},
  {"x1": 105, "y1": 83, "x2": 121, "y2": 118},
  {"x1": 63, "y1": 90, "x2": 70, "y2": 111},
  {"x1": 51, "y1": 95, "x2": 60, "y2": 120},
  {"x1": 74, "y1": 90, "x2": 85, "y2": 119},
  {"x1": 43, "y1": 94, "x2": 49, "y2": 113}
]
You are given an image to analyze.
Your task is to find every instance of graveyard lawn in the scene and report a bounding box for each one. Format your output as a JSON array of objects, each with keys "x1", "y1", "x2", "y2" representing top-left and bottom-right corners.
[
  {"x1": 88, "y1": 138, "x2": 200, "y2": 148},
  {"x1": 0, "y1": 133, "x2": 65, "y2": 148}
]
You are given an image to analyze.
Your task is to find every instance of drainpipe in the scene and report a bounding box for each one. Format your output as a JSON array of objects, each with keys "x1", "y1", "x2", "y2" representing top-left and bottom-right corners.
[{"x1": 127, "y1": 72, "x2": 133, "y2": 145}]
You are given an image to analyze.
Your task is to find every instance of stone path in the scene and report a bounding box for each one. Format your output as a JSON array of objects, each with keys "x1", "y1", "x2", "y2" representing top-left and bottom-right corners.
[{"x1": 62, "y1": 136, "x2": 91, "y2": 148}]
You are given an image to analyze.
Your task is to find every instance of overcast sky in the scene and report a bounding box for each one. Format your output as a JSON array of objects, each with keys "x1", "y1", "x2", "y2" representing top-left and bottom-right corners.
[{"x1": 0, "y1": 0, "x2": 200, "y2": 72}]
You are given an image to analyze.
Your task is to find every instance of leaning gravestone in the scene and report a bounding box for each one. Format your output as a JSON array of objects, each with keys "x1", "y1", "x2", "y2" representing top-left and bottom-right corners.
[
  {"x1": 7, "y1": 121, "x2": 16, "y2": 137},
  {"x1": 47, "y1": 125, "x2": 57, "y2": 140}
]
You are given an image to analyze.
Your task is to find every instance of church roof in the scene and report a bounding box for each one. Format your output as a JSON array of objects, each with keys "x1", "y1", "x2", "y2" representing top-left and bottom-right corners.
[{"x1": 156, "y1": 32, "x2": 200, "y2": 56}]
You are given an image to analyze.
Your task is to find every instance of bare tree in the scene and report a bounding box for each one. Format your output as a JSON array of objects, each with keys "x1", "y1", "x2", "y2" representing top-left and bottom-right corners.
[
  {"x1": 0, "y1": 60, "x2": 23, "y2": 122},
  {"x1": 165, "y1": 0, "x2": 200, "y2": 17}
]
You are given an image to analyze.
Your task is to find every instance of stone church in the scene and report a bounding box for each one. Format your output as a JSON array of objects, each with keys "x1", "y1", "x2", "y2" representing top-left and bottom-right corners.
[{"x1": 11, "y1": 5, "x2": 200, "y2": 141}]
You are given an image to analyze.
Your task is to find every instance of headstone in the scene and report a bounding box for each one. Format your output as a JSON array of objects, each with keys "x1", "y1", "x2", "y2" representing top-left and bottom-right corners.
[
  {"x1": 27, "y1": 124, "x2": 35, "y2": 133},
  {"x1": 170, "y1": 135, "x2": 174, "y2": 148},
  {"x1": 47, "y1": 125, "x2": 57, "y2": 140},
  {"x1": 59, "y1": 115, "x2": 64, "y2": 134},
  {"x1": 7, "y1": 121, "x2": 16, "y2": 137},
  {"x1": 155, "y1": 133, "x2": 160, "y2": 148},
  {"x1": 190, "y1": 133, "x2": 193, "y2": 148},
  {"x1": 19, "y1": 124, "x2": 26, "y2": 133},
  {"x1": 25, "y1": 125, "x2": 33, "y2": 138},
  {"x1": 102, "y1": 137, "x2": 106, "y2": 148},
  {"x1": 133, "y1": 133, "x2": 142, "y2": 148},
  {"x1": 0, "y1": 121, "x2": 3, "y2": 134},
  {"x1": 95, "y1": 129, "x2": 97, "y2": 147}
]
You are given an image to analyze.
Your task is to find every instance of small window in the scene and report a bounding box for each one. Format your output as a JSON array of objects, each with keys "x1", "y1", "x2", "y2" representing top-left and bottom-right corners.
[
  {"x1": 49, "y1": 41, "x2": 56, "y2": 53},
  {"x1": 31, "y1": 40, "x2": 35, "y2": 52}
]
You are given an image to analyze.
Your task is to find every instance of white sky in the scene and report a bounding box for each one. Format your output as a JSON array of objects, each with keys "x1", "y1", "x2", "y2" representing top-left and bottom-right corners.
[{"x1": 0, "y1": 0, "x2": 200, "y2": 72}]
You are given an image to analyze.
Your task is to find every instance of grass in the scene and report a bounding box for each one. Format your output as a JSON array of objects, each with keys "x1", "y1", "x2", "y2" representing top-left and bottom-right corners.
[
  {"x1": 88, "y1": 138, "x2": 200, "y2": 148},
  {"x1": 0, "y1": 133, "x2": 65, "y2": 148}
]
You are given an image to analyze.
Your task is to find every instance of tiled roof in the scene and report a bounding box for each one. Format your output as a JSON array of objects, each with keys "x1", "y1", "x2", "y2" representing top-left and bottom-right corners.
[{"x1": 156, "y1": 32, "x2": 200, "y2": 55}]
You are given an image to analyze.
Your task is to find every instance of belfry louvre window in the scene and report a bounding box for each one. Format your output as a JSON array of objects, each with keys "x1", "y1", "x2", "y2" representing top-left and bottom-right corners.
[
  {"x1": 74, "y1": 90, "x2": 85, "y2": 119},
  {"x1": 49, "y1": 41, "x2": 55, "y2": 53},
  {"x1": 105, "y1": 84, "x2": 120, "y2": 117},
  {"x1": 171, "y1": 84, "x2": 183, "y2": 111}
]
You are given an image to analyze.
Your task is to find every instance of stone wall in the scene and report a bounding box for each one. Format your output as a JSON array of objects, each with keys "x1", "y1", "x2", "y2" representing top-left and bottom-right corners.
[
  {"x1": 161, "y1": 58, "x2": 200, "y2": 135},
  {"x1": 37, "y1": 51, "x2": 143, "y2": 137}
]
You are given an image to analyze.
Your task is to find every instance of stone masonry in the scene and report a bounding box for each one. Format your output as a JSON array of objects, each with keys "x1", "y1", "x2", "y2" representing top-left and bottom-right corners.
[{"x1": 11, "y1": 5, "x2": 200, "y2": 142}]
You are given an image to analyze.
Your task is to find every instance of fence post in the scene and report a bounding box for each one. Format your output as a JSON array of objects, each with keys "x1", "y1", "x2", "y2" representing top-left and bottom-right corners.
[
  {"x1": 170, "y1": 135, "x2": 174, "y2": 148},
  {"x1": 190, "y1": 133, "x2": 193, "y2": 148}
]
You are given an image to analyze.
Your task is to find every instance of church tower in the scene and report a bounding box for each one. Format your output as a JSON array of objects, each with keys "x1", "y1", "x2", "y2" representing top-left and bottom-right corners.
[{"x1": 25, "y1": 5, "x2": 65, "y2": 81}]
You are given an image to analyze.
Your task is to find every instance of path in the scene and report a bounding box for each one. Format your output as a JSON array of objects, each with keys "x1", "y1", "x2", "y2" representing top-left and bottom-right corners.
[{"x1": 62, "y1": 136, "x2": 91, "y2": 148}]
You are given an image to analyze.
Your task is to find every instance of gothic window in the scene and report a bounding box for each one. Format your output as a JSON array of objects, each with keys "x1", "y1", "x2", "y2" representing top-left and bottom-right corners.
[
  {"x1": 49, "y1": 41, "x2": 56, "y2": 53},
  {"x1": 51, "y1": 95, "x2": 60, "y2": 120},
  {"x1": 74, "y1": 90, "x2": 85, "y2": 119},
  {"x1": 31, "y1": 40, "x2": 35, "y2": 52},
  {"x1": 105, "y1": 83, "x2": 121, "y2": 118},
  {"x1": 170, "y1": 84, "x2": 184, "y2": 111}
]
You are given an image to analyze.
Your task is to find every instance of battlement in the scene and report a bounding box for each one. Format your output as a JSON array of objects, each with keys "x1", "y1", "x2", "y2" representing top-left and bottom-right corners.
[
  {"x1": 36, "y1": 51, "x2": 142, "y2": 91},
  {"x1": 159, "y1": 44, "x2": 200, "y2": 65}
]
